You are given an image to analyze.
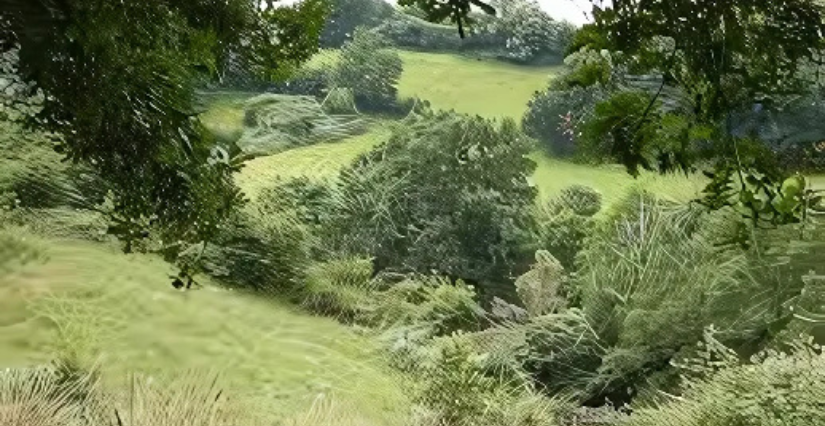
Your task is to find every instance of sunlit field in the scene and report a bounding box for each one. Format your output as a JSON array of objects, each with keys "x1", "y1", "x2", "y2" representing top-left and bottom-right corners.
[{"x1": 0, "y1": 231, "x2": 410, "y2": 424}]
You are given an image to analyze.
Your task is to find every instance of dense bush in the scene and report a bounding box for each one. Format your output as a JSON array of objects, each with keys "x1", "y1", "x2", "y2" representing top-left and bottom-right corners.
[
  {"x1": 319, "y1": 0, "x2": 395, "y2": 48},
  {"x1": 333, "y1": 28, "x2": 404, "y2": 113},
  {"x1": 478, "y1": 0, "x2": 573, "y2": 64},
  {"x1": 367, "y1": 276, "x2": 485, "y2": 336},
  {"x1": 197, "y1": 205, "x2": 312, "y2": 294},
  {"x1": 523, "y1": 85, "x2": 609, "y2": 157},
  {"x1": 301, "y1": 257, "x2": 376, "y2": 319},
  {"x1": 317, "y1": 112, "x2": 537, "y2": 293},
  {"x1": 372, "y1": 13, "x2": 463, "y2": 52},
  {"x1": 415, "y1": 333, "x2": 562, "y2": 426},
  {"x1": 629, "y1": 333, "x2": 825, "y2": 426},
  {"x1": 532, "y1": 185, "x2": 602, "y2": 270},
  {"x1": 563, "y1": 192, "x2": 772, "y2": 403},
  {"x1": 522, "y1": 48, "x2": 619, "y2": 157},
  {"x1": 553, "y1": 185, "x2": 603, "y2": 217},
  {"x1": 374, "y1": 0, "x2": 572, "y2": 64}
]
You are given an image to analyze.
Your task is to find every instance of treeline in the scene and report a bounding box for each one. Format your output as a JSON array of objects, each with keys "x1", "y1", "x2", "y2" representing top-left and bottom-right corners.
[{"x1": 321, "y1": 0, "x2": 576, "y2": 64}]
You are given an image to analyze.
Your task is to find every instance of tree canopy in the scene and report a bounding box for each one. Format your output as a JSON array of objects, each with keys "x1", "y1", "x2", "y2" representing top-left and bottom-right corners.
[{"x1": 0, "y1": 0, "x2": 329, "y2": 266}]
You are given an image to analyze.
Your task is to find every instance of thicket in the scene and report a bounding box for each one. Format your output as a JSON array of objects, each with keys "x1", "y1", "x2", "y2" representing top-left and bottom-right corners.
[{"x1": 276, "y1": 112, "x2": 538, "y2": 296}]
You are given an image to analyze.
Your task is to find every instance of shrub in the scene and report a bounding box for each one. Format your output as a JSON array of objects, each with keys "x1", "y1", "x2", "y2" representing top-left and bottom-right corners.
[
  {"x1": 372, "y1": 13, "x2": 462, "y2": 52},
  {"x1": 319, "y1": 0, "x2": 395, "y2": 47},
  {"x1": 533, "y1": 209, "x2": 595, "y2": 272},
  {"x1": 629, "y1": 334, "x2": 825, "y2": 426},
  {"x1": 523, "y1": 84, "x2": 609, "y2": 157},
  {"x1": 568, "y1": 192, "x2": 768, "y2": 403},
  {"x1": 301, "y1": 257, "x2": 376, "y2": 319},
  {"x1": 479, "y1": 0, "x2": 571, "y2": 63},
  {"x1": 515, "y1": 250, "x2": 569, "y2": 316},
  {"x1": 552, "y1": 185, "x2": 603, "y2": 217},
  {"x1": 367, "y1": 276, "x2": 485, "y2": 336},
  {"x1": 415, "y1": 332, "x2": 563, "y2": 426},
  {"x1": 333, "y1": 28, "x2": 404, "y2": 113},
  {"x1": 198, "y1": 207, "x2": 312, "y2": 294},
  {"x1": 522, "y1": 308, "x2": 605, "y2": 397},
  {"x1": 321, "y1": 112, "x2": 537, "y2": 292}
]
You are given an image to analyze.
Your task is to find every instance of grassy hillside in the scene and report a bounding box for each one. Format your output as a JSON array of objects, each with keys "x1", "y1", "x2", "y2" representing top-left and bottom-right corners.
[
  {"x1": 0, "y1": 230, "x2": 409, "y2": 425},
  {"x1": 397, "y1": 51, "x2": 560, "y2": 120}
]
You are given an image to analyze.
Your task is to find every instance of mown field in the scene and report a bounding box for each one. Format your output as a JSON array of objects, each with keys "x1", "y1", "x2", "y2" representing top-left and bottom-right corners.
[{"x1": 217, "y1": 49, "x2": 709, "y2": 205}]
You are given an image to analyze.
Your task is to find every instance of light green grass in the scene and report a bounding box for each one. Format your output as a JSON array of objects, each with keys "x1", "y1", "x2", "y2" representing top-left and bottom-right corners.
[
  {"x1": 529, "y1": 154, "x2": 708, "y2": 205},
  {"x1": 198, "y1": 91, "x2": 259, "y2": 141},
  {"x1": 303, "y1": 49, "x2": 559, "y2": 120},
  {"x1": 397, "y1": 51, "x2": 560, "y2": 120},
  {"x1": 0, "y1": 231, "x2": 409, "y2": 425},
  {"x1": 236, "y1": 124, "x2": 393, "y2": 199}
]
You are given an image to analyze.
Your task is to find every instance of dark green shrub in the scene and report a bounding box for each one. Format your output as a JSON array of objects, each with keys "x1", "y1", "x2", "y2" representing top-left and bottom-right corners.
[
  {"x1": 333, "y1": 28, "x2": 403, "y2": 113},
  {"x1": 198, "y1": 208, "x2": 312, "y2": 294},
  {"x1": 372, "y1": 13, "x2": 462, "y2": 52},
  {"x1": 319, "y1": 0, "x2": 395, "y2": 47},
  {"x1": 553, "y1": 185, "x2": 603, "y2": 217},
  {"x1": 322, "y1": 112, "x2": 537, "y2": 292},
  {"x1": 630, "y1": 334, "x2": 825, "y2": 426},
  {"x1": 523, "y1": 85, "x2": 608, "y2": 157},
  {"x1": 534, "y1": 186, "x2": 601, "y2": 271}
]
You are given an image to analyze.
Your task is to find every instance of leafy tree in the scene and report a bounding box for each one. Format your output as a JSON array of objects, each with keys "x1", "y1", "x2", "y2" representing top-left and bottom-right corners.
[
  {"x1": 482, "y1": 0, "x2": 570, "y2": 62},
  {"x1": 1, "y1": 0, "x2": 328, "y2": 273},
  {"x1": 320, "y1": 0, "x2": 395, "y2": 47},
  {"x1": 318, "y1": 112, "x2": 538, "y2": 293},
  {"x1": 333, "y1": 28, "x2": 404, "y2": 112},
  {"x1": 574, "y1": 1, "x2": 825, "y2": 226}
]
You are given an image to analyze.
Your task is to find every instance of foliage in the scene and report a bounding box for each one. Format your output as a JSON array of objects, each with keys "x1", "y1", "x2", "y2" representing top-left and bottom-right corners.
[
  {"x1": 515, "y1": 250, "x2": 569, "y2": 317},
  {"x1": 415, "y1": 333, "x2": 562, "y2": 426},
  {"x1": 530, "y1": 185, "x2": 602, "y2": 271},
  {"x1": 1, "y1": 0, "x2": 329, "y2": 267},
  {"x1": 534, "y1": 210, "x2": 592, "y2": 272},
  {"x1": 367, "y1": 276, "x2": 485, "y2": 336},
  {"x1": 397, "y1": 0, "x2": 497, "y2": 39},
  {"x1": 320, "y1": 0, "x2": 395, "y2": 47},
  {"x1": 372, "y1": 13, "x2": 463, "y2": 52},
  {"x1": 551, "y1": 185, "x2": 603, "y2": 217},
  {"x1": 542, "y1": 192, "x2": 771, "y2": 403},
  {"x1": 333, "y1": 28, "x2": 404, "y2": 113},
  {"x1": 522, "y1": 48, "x2": 618, "y2": 157},
  {"x1": 583, "y1": 0, "x2": 825, "y2": 223},
  {"x1": 302, "y1": 257, "x2": 377, "y2": 319},
  {"x1": 480, "y1": 0, "x2": 570, "y2": 63},
  {"x1": 195, "y1": 206, "x2": 312, "y2": 294},
  {"x1": 630, "y1": 333, "x2": 825, "y2": 426},
  {"x1": 236, "y1": 93, "x2": 367, "y2": 157},
  {"x1": 700, "y1": 163, "x2": 824, "y2": 233},
  {"x1": 318, "y1": 112, "x2": 537, "y2": 291}
]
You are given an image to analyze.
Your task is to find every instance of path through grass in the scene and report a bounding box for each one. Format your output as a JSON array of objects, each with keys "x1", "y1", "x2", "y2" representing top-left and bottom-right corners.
[{"x1": 0, "y1": 230, "x2": 410, "y2": 425}]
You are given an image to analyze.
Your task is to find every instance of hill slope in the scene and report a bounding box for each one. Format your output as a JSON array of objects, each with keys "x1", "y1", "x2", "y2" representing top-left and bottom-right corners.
[{"x1": 0, "y1": 229, "x2": 409, "y2": 424}]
